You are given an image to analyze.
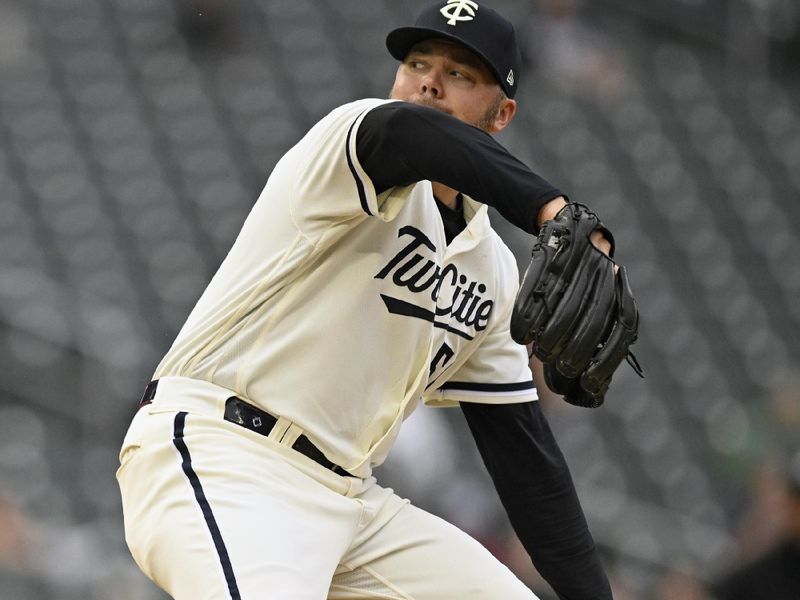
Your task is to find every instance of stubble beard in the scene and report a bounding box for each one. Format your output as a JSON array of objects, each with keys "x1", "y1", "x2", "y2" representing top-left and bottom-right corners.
[{"x1": 474, "y1": 91, "x2": 503, "y2": 133}]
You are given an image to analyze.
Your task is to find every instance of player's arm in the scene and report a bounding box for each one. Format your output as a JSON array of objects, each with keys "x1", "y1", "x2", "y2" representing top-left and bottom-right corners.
[
  {"x1": 460, "y1": 400, "x2": 613, "y2": 600},
  {"x1": 356, "y1": 101, "x2": 563, "y2": 234}
]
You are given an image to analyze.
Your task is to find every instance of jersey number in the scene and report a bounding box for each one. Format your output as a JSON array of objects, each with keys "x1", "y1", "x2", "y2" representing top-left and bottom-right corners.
[{"x1": 429, "y1": 342, "x2": 455, "y2": 376}]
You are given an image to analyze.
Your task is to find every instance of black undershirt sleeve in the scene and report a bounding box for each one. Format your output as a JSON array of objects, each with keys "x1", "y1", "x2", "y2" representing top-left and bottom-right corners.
[
  {"x1": 355, "y1": 101, "x2": 563, "y2": 235},
  {"x1": 460, "y1": 400, "x2": 613, "y2": 600}
]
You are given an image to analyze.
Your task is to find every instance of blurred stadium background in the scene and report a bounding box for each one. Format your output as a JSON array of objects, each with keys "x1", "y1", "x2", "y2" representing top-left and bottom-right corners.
[{"x1": 0, "y1": 0, "x2": 798, "y2": 598}]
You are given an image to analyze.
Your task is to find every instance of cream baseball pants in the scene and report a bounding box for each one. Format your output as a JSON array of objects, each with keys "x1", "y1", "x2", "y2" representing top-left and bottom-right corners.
[{"x1": 116, "y1": 377, "x2": 538, "y2": 600}]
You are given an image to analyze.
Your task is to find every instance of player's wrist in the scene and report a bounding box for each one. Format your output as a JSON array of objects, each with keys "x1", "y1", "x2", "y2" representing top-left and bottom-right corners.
[{"x1": 536, "y1": 196, "x2": 567, "y2": 228}]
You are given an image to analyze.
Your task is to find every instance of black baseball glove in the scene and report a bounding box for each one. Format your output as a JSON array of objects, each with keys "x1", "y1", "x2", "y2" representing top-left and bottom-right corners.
[{"x1": 510, "y1": 203, "x2": 642, "y2": 408}]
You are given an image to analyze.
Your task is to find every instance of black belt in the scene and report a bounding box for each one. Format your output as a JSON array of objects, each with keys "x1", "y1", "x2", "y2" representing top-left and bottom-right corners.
[{"x1": 138, "y1": 380, "x2": 354, "y2": 477}]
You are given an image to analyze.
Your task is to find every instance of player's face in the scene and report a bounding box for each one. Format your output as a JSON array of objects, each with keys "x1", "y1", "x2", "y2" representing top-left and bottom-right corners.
[{"x1": 390, "y1": 39, "x2": 517, "y2": 133}]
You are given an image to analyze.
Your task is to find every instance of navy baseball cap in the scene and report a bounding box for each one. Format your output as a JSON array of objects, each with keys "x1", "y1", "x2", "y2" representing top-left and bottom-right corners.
[{"x1": 386, "y1": 1, "x2": 522, "y2": 98}]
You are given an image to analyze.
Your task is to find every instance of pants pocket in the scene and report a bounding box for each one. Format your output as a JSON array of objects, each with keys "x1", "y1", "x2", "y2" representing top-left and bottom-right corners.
[{"x1": 116, "y1": 407, "x2": 152, "y2": 476}]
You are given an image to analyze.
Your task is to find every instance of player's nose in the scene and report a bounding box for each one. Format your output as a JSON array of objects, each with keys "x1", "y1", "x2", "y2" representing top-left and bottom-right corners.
[{"x1": 419, "y1": 71, "x2": 443, "y2": 98}]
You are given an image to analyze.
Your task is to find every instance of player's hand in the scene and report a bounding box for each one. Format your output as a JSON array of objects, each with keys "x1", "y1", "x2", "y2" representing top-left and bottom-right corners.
[{"x1": 590, "y1": 229, "x2": 612, "y2": 256}]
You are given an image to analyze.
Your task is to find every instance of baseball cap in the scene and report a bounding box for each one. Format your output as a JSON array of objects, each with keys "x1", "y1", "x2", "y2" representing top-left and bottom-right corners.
[{"x1": 386, "y1": 1, "x2": 522, "y2": 99}]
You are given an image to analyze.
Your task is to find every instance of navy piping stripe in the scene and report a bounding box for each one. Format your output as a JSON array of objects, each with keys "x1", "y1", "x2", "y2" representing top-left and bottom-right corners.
[
  {"x1": 173, "y1": 412, "x2": 242, "y2": 600},
  {"x1": 345, "y1": 113, "x2": 372, "y2": 216},
  {"x1": 440, "y1": 381, "x2": 536, "y2": 392}
]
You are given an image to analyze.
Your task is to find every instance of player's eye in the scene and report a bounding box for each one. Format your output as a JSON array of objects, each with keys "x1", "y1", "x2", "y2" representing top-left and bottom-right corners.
[{"x1": 449, "y1": 69, "x2": 474, "y2": 83}]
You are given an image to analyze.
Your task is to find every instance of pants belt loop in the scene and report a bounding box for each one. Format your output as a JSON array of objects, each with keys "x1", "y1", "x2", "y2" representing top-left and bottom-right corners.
[
  {"x1": 139, "y1": 380, "x2": 159, "y2": 407},
  {"x1": 280, "y1": 423, "x2": 304, "y2": 448},
  {"x1": 267, "y1": 417, "x2": 292, "y2": 444}
]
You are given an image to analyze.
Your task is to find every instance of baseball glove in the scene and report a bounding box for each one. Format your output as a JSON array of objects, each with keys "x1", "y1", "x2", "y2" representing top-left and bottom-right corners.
[{"x1": 510, "y1": 203, "x2": 642, "y2": 408}]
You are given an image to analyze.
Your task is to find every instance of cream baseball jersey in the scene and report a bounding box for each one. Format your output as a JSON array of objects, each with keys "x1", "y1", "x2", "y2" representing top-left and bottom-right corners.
[{"x1": 154, "y1": 98, "x2": 537, "y2": 477}]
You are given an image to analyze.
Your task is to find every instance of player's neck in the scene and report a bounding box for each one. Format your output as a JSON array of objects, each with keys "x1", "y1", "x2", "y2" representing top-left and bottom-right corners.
[{"x1": 431, "y1": 182, "x2": 460, "y2": 210}]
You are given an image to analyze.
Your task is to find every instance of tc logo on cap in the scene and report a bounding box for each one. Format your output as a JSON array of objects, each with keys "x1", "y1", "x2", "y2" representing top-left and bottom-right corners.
[{"x1": 440, "y1": 0, "x2": 479, "y2": 26}]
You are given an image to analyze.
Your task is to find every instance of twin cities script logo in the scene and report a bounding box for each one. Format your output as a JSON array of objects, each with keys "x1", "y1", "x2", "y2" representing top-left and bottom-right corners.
[
  {"x1": 440, "y1": 0, "x2": 478, "y2": 26},
  {"x1": 375, "y1": 226, "x2": 494, "y2": 341}
]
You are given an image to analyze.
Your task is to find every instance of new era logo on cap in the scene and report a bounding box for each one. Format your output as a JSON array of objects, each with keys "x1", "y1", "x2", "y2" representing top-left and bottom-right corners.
[{"x1": 440, "y1": 0, "x2": 479, "y2": 26}]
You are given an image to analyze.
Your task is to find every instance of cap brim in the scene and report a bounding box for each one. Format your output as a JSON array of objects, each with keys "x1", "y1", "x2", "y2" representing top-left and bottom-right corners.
[{"x1": 386, "y1": 26, "x2": 502, "y2": 90}]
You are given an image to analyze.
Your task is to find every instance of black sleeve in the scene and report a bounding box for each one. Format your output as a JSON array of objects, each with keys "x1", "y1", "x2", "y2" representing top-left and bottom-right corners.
[
  {"x1": 460, "y1": 400, "x2": 612, "y2": 600},
  {"x1": 355, "y1": 101, "x2": 563, "y2": 235}
]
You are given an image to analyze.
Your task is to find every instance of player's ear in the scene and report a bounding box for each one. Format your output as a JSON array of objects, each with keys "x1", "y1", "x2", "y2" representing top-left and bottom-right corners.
[{"x1": 490, "y1": 97, "x2": 516, "y2": 133}]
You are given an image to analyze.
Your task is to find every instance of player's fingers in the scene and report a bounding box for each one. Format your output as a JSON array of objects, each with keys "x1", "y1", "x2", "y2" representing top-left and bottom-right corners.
[
  {"x1": 590, "y1": 229, "x2": 619, "y2": 273},
  {"x1": 590, "y1": 229, "x2": 611, "y2": 255}
]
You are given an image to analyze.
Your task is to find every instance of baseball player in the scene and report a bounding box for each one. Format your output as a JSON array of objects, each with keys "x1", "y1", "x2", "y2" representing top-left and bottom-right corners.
[{"x1": 117, "y1": 3, "x2": 624, "y2": 599}]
